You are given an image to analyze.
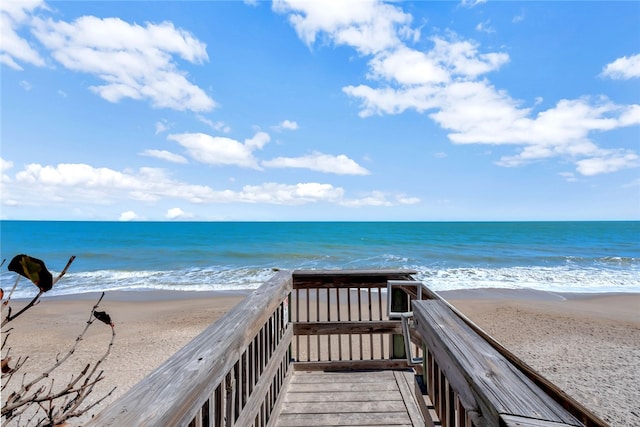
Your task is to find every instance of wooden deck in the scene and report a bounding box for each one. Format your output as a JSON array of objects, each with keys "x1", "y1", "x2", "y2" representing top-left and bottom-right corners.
[
  {"x1": 276, "y1": 370, "x2": 423, "y2": 427},
  {"x1": 87, "y1": 270, "x2": 608, "y2": 427}
]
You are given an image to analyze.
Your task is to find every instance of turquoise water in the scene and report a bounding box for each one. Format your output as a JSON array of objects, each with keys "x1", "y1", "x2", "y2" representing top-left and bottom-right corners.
[{"x1": 1, "y1": 221, "x2": 638, "y2": 298}]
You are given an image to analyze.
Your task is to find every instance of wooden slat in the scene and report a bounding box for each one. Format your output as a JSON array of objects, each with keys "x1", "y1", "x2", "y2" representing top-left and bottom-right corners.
[
  {"x1": 413, "y1": 300, "x2": 583, "y2": 426},
  {"x1": 281, "y1": 401, "x2": 408, "y2": 414},
  {"x1": 501, "y1": 414, "x2": 586, "y2": 427},
  {"x1": 234, "y1": 326, "x2": 294, "y2": 427},
  {"x1": 394, "y1": 371, "x2": 424, "y2": 427},
  {"x1": 288, "y1": 380, "x2": 399, "y2": 393},
  {"x1": 277, "y1": 412, "x2": 412, "y2": 426},
  {"x1": 277, "y1": 370, "x2": 424, "y2": 427},
  {"x1": 293, "y1": 320, "x2": 402, "y2": 335},
  {"x1": 293, "y1": 359, "x2": 410, "y2": 371},
  {"x1": 290, "y1": 371, "x2": 396, "y2": 383},
  {"x1": 292, "y1": 269, "x2": 417, "y2": 288},
  {"x1": 266, "y1": 355, "x2": 295, "y2": 427},
  {"x1": 285, "y1": 391, "x2": 401, "y2": 403}
]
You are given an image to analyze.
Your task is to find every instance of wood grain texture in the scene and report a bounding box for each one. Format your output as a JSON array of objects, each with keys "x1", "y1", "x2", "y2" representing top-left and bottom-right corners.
[
  {"x1": 413, "y1": 300, "x2": 583, "y2": 427},
  {"x1": 87, "y1": 271, "x2": 292, "y2": 427},
  {"x1": 276, "y1": 370, "x2": 423, "y2": 427}
]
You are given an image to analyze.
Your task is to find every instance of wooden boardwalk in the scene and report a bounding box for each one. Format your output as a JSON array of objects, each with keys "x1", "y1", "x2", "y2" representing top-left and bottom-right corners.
[{"x1": 276, "y1": 370, "x2": 424, "y2": 427}]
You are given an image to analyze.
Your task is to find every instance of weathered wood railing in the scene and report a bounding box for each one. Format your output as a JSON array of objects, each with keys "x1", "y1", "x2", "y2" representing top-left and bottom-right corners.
[
  {"x1": 88, "y1": 269, "x2": 607, "y2": 427},
  {"x1": 412, "y1": 299, "x2": 586, "y2": 427},
  {"x1": 410, "y1": 287, "x2": 608, "y2": 427},
  {"x1": 87, "y1": 271, "x2": 293, "y2": 427},
  {"x1": 289, "y1": 269, "x2": 422, "y2": 371}
]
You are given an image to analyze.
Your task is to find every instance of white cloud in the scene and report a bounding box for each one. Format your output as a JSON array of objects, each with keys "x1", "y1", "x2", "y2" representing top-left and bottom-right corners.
[
  {"x1": 239, "y1": 182, "x2": 344, "y2": 204},
  {"x1": 197, "y1": 115, "x2": 231, "y2": 133},
  {"x1": 601, "y1": 54, "x2": 640, "y2": 80},
  {"x1": 277, "y1": 2, "x2": 637, "y2": 177},
  {"x1": 2, "y1": 161, "x2": 417, "y2": 209},
  {"x1": 1, "y1": 157, "x2": 14, "y2": 183},
  {"x1": 141, "y1": 149, "x2": 188, "y2": 164},
  {"x1": 263, "y1": 152, "x2": 370, "y2": 175},
  {"x1": 272, "y1": 0, "x2": 418, "y2": 55},
  {"x1": 475, "y1": 20, "x2": 495, "y2": 34},
  {"x1": 169, "y1": 131, "x2": 269, "y2": 169},
  {"x1": 575, "y1": 150, "x2": 640, "y2": 176},
  {"x1": 0, "y1": 0, "x2": 46, "y2": 70},
  {"x1": 339, "y1": 191, "x2": 420, "y2": 207},
  {"x1": 119, "y1": 210, "x2": 139, "y2": 221},
  {"x1": 11, "y1": 163, "x2": 221, "y2": 204},
  {"x1": 155, "y1": 120, "x2": 170, "y2": 134},
  {"x1": 166, "y1": 207, "x2": 192, "y2": 219},
  {"x1": 429, "y1": 37, "x2": 509, "y2": 78},
  {"x1": 368, "y1": 46, "x2": 449, "y2": 85},
  {"x1": 30, "y1": 15, "x2": 215, "y2": 112},
  {"x1": 274, "y1": 119, "x2": 299, "y2": 131},
  {"x1": 460, "y1": 0, "x2": 487, "y2": 7},
  {"x1": 19, "y1": 80, "x2": 32, "y2": 90}
]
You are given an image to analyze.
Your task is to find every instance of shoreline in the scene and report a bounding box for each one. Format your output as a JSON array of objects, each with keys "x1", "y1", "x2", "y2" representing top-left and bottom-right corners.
[
  {"x1": 2, "y1": 288, "x2": 639, "y2": 425},
  {"x1": 10, "y1": 286, "x2": 640, "y2": 302}
]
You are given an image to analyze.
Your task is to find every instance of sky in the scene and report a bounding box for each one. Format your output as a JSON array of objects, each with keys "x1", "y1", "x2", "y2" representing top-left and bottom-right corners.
[{"x1": 1, "y1": 0, "x2": 639, "y2": 222}]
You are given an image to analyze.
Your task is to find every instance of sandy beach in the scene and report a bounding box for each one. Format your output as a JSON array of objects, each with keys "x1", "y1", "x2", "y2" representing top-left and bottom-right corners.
[{"x1": 2, "y1": 289, "x2": 639, "y2": 426}]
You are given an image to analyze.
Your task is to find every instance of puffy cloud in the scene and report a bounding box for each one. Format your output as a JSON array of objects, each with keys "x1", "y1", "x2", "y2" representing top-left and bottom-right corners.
[
  {"x1": 368, "y1": 46, "x2": 449, "y2": 85},
  {"x1": 601, "y1": 54, "x2": 640, "y2": 80},
  {"x1": 263, "y1": 152, "x2": 370, "y2": 175},
  {"x1": 30, "y1": 15, "x2": 215, "y2": 111},
  {"x1": 169, "y1": 131, "x2": 270, "y2": 169},
  {"x1": 273, "y1": 0, "x2": 417, "y2": 55},
  {"x1": 0, "y1": 0, "x2": 46, "y2": 70},
  {"x1": 1, "y1": 157, "x2": 14, "y2": 183},
  {"x1": 427, "y1": 36, "x2": 509, "y2": 79},
  {"x1": 12, "y1": 163, "x2": 220, "y2": 204},
  {"x1": 274, "y1": 119, "x2": 299, "y2": 131},
  {"x1": 1, "y1": 157, "x2": 13, "y2": 172},
  {"x1": 340, "y1": 191, "x2": 420, "y2": 207},
  {"x1": 575, "y1": 150, "x2": 640, "y2": 176},
  {"x1": 119, "y1": 211, "x2": 139, "y2": 221},
  {"x1": 239, "y1": 182, "x2": 344, "y2": 204},
  {"x1": 140, "y1": 149, "x2": 188, "y2": 164},
  {"x1": 277, "y1": 1, "x2": 637, "y2": 176},
  {"x1": 166, "y1": 207, "x2": 192, "y2": 219},
  {"x1": 3, "y1": 161, "x2": 417, "y2": 209}
]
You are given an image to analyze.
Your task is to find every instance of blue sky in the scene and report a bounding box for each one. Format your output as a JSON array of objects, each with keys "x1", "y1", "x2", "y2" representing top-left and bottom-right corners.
[{"x1": 1, "y1": 0, "x2": 639, "y2": 221}]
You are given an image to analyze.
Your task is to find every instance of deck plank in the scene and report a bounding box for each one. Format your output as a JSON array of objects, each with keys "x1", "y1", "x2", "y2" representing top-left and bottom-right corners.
[
  {"x1": 394, "y1": 371, "x2": 424, "y2": 427},
  {"x1": 277, "y1": 412, "x2": 412, "y2": 426},
  {"x1": 288, "y1": 381, "x2": 399, "y2": 393},
  {"x1": 285, "y1": 390, "x2": 401, "y2": 403},
  {"x1": 276, "y1": 370, "x2": 423, "y2": 427}
]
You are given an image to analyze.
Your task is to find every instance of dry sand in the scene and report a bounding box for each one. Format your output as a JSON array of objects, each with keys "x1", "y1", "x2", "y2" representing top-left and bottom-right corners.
[{"x1": 2, "y1": 289, "x2": 639, "y2": 426}]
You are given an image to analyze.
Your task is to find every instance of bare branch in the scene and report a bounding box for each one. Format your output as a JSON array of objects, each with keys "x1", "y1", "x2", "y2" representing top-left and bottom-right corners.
[
  {"x1": 2, "y1": 275, "x2": 21, "y2": 307},
  {"x1": 2, "y1": 291, "x2": 115, "y2": 426},
  {"x1": 2, "y1": 290, "x2": 44, "y2": 327},
  {"x1": 52, "y1": 256, "x2": 76, "y2": 287}
]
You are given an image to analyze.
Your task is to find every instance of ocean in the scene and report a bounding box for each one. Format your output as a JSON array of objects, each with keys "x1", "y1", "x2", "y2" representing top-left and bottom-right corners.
[{"x1": 1, "y1": 221, "x2": 638, "y2": 299}]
